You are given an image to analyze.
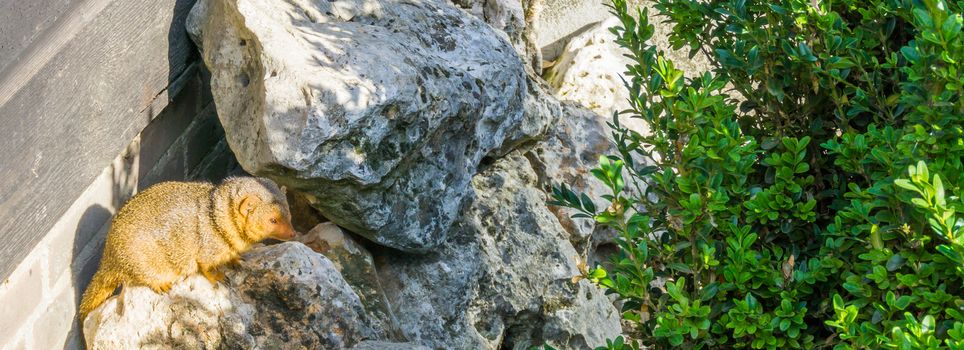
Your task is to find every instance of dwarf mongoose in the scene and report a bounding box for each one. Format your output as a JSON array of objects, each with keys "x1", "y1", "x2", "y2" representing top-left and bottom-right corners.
[{"x1": 78, "y1": 177, "x2": 297, "y2": 320}]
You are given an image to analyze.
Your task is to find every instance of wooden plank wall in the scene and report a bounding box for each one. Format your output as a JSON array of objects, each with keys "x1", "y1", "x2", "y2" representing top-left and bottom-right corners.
[{"x1": 0, "y1": 0, "x2": 200, "y2": 279}]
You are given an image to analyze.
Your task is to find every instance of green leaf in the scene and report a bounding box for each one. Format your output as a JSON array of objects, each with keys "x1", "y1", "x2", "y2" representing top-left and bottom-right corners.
[
  {"x1": 916, "y1": 160, "x2": 928, "y2": 180},
  {"x1": 761, "y1": 138, "x2": 780, "y2": 150},
  {"x1": 766, "y1": 77, "x2": 786, "y2": 101},
  {"x1": 886, "y1": 254, "x2": 905, "y2": 271},
  {"x1": 768, "y1": 4, "x2": 787, "y2": 15},
  {"x1": 580, "y1": 193, "x2": 597, "y2": 213},
  {"x1": 937, "y1": 245, "x2": 963, "y2": 263},
  {"x1": 894, "y1": 179, "x2": 918, "y2": 192},
  {"x1": 700, "y1": 283, "x2": 719, "y2": 301},
  {"x1": 797, "y1": 42, "x2": 817, "y2": 62},
  {"x1": 911, "y1": 198, "x2": 930, "y2": 208},
  {"x1": 668, "y1": 262, "x2": 694, "y2": 274},
  {"x1": 743, "y1": 232, "x2": 758, "y2": 247},
  {"x1": 638, "y1": 165, "x2": 659, "y2": 175},
  {"x1": 746, "y1": 293, "x2": 759, "y2": 310},
  {"x1": 922, "y1": 315, "x2": 935, "y2": 333},
  {"x1": 933, "y1": 175, "x2": 945, "y2": 207},
  {"x1": 833, "y1": 294, "x2": 844, "y2": 310},
  {"x1": 913, "y1": 8, "x2": 934, "y2": 28},
  {"x1": 942, "y1": 15, "x2": 962, "y2": 39},
  {"x1": 901, "y1": 46, "x2": 921, "y2": 64},
  {"x1": 895, "y1": 296, "x2": 913, "y2": 310}
]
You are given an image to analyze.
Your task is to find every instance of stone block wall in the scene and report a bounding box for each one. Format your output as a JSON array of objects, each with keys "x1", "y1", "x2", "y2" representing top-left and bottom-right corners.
[{"x1": 0, "y1": 66, "x2": 240, "y2": 350}]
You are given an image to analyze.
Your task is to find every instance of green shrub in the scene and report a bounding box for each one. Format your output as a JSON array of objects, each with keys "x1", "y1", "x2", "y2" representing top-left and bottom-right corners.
[{"x1": 551, "y1": 0, "x2": 964, "y2": 348}]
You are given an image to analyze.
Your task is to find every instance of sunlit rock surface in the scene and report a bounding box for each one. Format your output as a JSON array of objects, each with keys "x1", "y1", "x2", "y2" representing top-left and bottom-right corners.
[{"x1": 187, "y1": 0, "x2": 542, "y2": 252}]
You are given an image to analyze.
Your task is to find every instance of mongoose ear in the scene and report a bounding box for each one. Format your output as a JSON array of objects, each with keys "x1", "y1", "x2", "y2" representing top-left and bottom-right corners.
[
  {"x1": 238, "y1": 195, "x2": 261, "y2": 218},
  {"x1": 280, "y1": 186, "x2": 287, "y2": 195}
]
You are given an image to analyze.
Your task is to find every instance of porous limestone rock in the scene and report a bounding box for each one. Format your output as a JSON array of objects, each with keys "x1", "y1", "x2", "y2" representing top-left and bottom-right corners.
[
  {"x1": 232, "y1": 242, "x2": 385, "y2": 344},
  {"x1": 376, "y1": 152, "x2": 621, "y2": 350},
  {"x1": 537, "y1": 0, "x2": 613, "y2": 60},
  {"x1": 186, "y1": 0, "x2": 538, "y2": 252},
  {"x1": 83, "y1": 243, "x2": 380, "y2": 349},
  {"x1": 450, "y1": 0, "x2": 526, "y2": 51},
  {"x1": 449, "y1": 0, "x2": 540, "y2": 73}
]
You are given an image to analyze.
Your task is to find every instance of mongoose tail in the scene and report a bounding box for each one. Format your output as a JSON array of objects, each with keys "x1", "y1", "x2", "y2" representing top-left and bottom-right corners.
[{"x1": 78, "y1": 269, "x2": 120, "y2": 321}]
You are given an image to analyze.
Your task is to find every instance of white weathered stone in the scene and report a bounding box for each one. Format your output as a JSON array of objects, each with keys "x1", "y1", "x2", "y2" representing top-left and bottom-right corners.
[
  {"x1": 377, "y1": 152, "x2": 621, "y2": 349},
  {"x1": 536, "y1": 0, "x2": 612, "y2": 60},
  {"x1": 545, "y1": 17, "x2": 636, "y2": 121},
  {"x1": 83, "y1": 243, "x2": 379, "y2": 350},
  {"x1": 187, "y1": 0, "x2": 539, "y2": 253}
]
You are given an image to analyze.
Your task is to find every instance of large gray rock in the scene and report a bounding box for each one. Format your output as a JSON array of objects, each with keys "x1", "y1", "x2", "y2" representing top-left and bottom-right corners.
[
  {"x1": 83, "y1": 243, "x2": 380, "y2": 349},
  {"x1": 186, "y1": 0, "x2": 537, "y2": 252},
  {"x1": 376, "y1": 152, "x2": 621, "y2": 350}
]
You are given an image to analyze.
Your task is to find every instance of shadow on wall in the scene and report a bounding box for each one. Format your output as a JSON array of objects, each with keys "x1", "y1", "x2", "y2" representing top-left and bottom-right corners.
[
  {"x1": 65, "y1": 205, "x2": 110, "y2": 350},
  {"x1": 169, "y1": 0, "x2": 199, "y2": 87},
  {"x1": 63, "y1": 133, "x2": 141, "y2": 349}
]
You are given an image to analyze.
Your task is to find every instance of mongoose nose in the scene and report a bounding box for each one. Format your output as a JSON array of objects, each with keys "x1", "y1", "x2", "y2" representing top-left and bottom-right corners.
[{"x1": 272, "y1": 225, "x2": 297, "y2": 241}]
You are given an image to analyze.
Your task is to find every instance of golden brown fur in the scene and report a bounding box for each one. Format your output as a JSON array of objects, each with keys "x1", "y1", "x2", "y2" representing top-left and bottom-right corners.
[{"x1": 78, "y1": 177, "x2": 296, "y2": 320}]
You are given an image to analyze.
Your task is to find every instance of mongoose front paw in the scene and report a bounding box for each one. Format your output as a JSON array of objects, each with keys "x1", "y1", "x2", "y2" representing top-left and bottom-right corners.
[
  {"x1": 202, "y1": 269, "x2": 226, "y2": 286},
  {"x1": 151, "y1": 282, "x2": 173, "y2": 293}
]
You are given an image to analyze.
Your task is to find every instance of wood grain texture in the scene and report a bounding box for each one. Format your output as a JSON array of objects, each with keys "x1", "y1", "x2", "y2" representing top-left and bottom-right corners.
[
  {"x1": 0, "y1": 0, "x2": 82, "y2": 73},
  {"x1": 0, "y1": 0, "x2": 200, "y2": 279}
]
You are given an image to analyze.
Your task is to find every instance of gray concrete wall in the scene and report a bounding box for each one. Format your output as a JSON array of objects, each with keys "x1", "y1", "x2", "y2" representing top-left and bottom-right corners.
[{"x1": 0, "y1": 66, "x2": 240, "y2": 350}]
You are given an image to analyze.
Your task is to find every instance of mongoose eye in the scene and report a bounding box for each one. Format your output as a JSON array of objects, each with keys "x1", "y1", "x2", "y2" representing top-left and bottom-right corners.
[{"x1": 270, "y1": 218, "x2": 278, "y2": 224}]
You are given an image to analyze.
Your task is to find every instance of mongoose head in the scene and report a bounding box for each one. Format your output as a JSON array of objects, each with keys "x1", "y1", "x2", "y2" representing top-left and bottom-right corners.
[{"x1": 224, "y1": 177, "x2": 297, "y2": 241}]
